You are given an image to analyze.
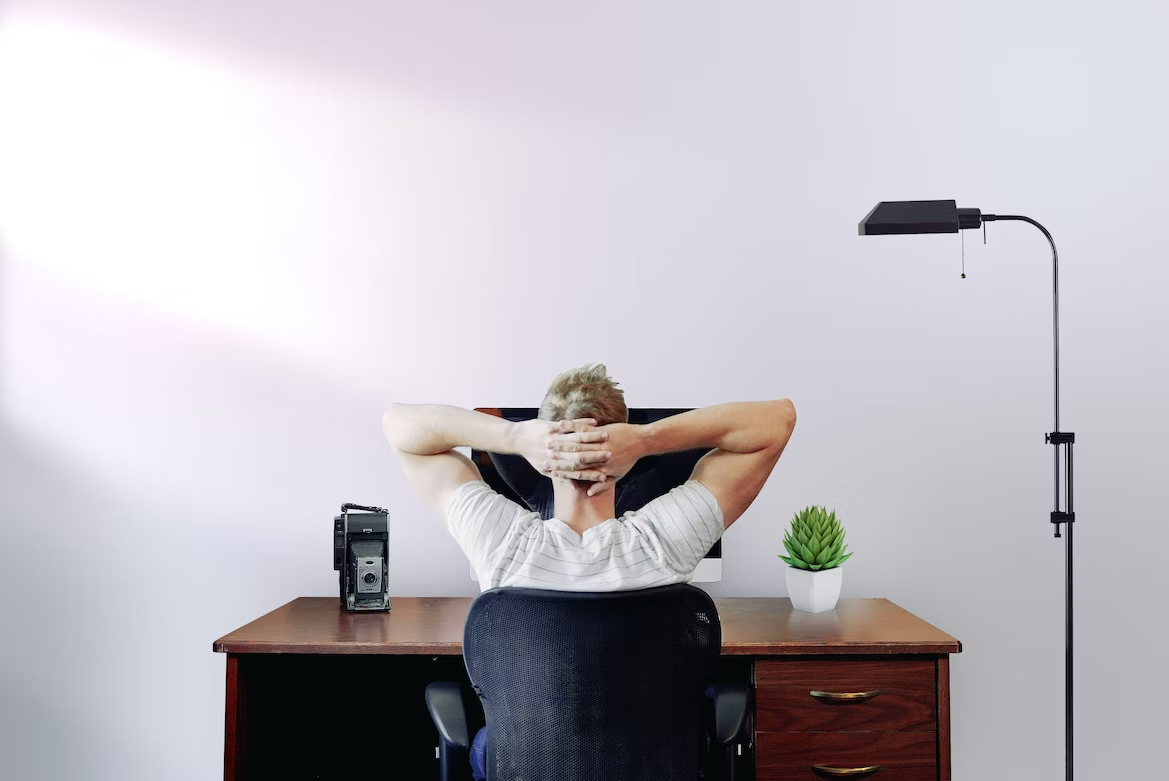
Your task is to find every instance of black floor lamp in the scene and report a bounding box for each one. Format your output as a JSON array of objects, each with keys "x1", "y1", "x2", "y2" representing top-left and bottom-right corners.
[{"x1": 859, "y1": 200, "x2": 1075, "y2": 781}]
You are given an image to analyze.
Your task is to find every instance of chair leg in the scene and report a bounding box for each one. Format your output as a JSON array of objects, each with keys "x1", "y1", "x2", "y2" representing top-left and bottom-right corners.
[
  {"x1": 722, "y1": 744, "x2": 735, "y2": 781},
  {"x1": 437, "y1": 739, "x2": 473, "y2": 781}
]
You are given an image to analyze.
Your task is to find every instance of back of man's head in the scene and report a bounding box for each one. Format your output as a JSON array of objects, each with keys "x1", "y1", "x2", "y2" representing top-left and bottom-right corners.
[{"x1": 538, "y1": 363, "x2": 628, "y2": 426}]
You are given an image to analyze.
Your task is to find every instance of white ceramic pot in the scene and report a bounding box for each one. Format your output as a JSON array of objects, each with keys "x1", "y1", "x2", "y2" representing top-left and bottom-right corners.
[{"x1": 786, "y1": 566, "x2": 843, "y2": 613}]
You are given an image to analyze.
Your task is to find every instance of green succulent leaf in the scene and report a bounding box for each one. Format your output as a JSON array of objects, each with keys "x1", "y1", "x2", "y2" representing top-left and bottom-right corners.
[
  {"x1": 782, "y1": 505, "x2": 852, "y2": 570},
  {"x1": 824, "y1": 552, "x2": 853, "y2": 569}
]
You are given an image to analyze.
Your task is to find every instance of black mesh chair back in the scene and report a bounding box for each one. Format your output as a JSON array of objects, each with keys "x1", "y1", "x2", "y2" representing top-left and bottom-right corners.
[{"x1": 463, "y1": 584, "x2": 721, "y2": 781}]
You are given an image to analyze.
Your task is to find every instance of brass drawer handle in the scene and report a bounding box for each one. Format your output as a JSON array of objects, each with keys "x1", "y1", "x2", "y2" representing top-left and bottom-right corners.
[
  {"x1": 812, "y1": 764, "x2": 883, "y2": 777},
  {"x1": 809, "y1": 689, "x2": 882, "y2": 703}
]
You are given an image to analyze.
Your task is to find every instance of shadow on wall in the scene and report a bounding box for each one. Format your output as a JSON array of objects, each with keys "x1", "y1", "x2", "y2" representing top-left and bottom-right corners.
[
  {"x1": 0, "y1": 426, "x2": 142, "y2": 780},
  {"x1": 0, "y1": 420, "x2": 344, "y2": 780},
  {"x1": 0, "y1": 683, "x2": 122, "y2": 781}
]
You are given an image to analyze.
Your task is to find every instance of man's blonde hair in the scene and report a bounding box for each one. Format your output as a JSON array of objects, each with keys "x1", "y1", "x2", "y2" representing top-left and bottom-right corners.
[{"x1": 538, "y1": 364, "x2": 628, "y2": 426}]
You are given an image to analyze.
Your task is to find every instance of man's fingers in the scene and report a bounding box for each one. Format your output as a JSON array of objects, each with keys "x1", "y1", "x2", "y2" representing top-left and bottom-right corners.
[
  {"x1": 546, "y1": 431, "x2": 608, "y2": 452},
  {"x1": 541, "y1": 453, "x2": 610, "y2": 472},
  {"x1": 548, "y1": 437, "x2": 582, "y2": 453},
  {"x1": 546, "y1": 419, "x2": 597, "y2": 435},
  {"x1": 549, "y1": 469, "x2": 607, "y2": 482},
  {"x1": 587, "y1": 478, "x2": 613, "y2": 497},
  {"x1": 546, "y1": 440, "x2": 608, "y2": 453}
]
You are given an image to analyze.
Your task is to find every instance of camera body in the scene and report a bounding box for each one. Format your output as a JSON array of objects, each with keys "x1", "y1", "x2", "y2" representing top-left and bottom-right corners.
[{"x1": 333, "y1": 503, "x2": 391, "y2": 612}]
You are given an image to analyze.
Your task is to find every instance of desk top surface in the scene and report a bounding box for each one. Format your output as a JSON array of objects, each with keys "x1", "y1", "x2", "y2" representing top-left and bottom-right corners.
[{"x1": 214, "y1": 597, "x2": 960, "y2": 656}]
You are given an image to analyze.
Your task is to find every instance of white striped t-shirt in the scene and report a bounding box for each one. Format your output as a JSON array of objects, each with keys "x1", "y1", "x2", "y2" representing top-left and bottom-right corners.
[{"x1": 446, "y1": 479, "x2": 725, "y2": 592}]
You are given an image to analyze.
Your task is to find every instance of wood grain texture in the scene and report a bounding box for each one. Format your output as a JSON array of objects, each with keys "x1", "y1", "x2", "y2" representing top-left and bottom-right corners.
[
  {"x1": 213, "y1": 597, "x2": 961, "y2": 656},
  {"x1": 718, "y1": 599, "x2": 961, "y2": 656},
  {"x1": 214, "y1": 597, "x2": 471, "y2": 655},
  {"x1": 937, "y1": 656, "x2": 951, "y2": 781},
  {"x1": 756, "y1": 731, "x2": 938, "y2": 781},
  {"x1": 755, "y1": 659, "x2": 936, "y2": 732}
]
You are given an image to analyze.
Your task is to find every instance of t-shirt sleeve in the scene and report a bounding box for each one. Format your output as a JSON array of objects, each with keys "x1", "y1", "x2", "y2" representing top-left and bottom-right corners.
[
  {"x1": 445, "y1": 481, "x2": 531, "y2": 575},
  {"x1": 633, "y1": 480, "x2": 725, "y2": 575}
]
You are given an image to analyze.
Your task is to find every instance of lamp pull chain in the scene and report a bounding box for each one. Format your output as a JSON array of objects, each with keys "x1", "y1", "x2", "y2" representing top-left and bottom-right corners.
[{"x1": 959, "y1": 222, "x2": 988, "y2": 278}]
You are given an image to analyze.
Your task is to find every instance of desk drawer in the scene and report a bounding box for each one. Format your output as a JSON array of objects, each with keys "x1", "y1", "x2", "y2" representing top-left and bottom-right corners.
[
  {"x1": 756, "y1": 659, "x2": 936, "y2": 732},
  {"x1": 756, "y1": 731, "x2": 937, "y2": 781}
]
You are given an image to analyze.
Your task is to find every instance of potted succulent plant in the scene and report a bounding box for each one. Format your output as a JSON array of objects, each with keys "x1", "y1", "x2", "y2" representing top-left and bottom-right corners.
[{"x1": 780, "y1": 506, "x2": 852, "y2": 613}]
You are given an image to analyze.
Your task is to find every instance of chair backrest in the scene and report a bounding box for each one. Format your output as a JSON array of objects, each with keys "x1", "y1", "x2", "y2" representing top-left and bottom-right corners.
[{"x1": 463, "y1": 584, "x2": 721, "y2": 781}]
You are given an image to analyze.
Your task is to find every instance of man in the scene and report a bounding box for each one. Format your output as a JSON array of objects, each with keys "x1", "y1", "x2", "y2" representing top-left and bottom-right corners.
[
  {"x1": 384, "y1": 364, "x2": 795, "y2": 779},
  {"x1": 382, "y1": 364, "x2": 796, "y2": 592}
]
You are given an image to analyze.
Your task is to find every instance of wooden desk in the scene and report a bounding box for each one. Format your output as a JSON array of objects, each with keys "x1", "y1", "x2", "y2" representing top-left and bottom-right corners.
[{"x1": 215, "y1": 597, "x2": 960, "y2": 780}]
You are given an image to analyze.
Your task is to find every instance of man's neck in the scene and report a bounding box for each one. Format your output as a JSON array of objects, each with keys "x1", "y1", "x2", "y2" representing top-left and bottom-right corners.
[{"x1": 552, "y1": 480, "x2": 617, "y2": 535}]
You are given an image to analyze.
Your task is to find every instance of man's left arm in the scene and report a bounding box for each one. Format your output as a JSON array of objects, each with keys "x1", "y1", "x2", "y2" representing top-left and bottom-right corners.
[{"x1": 381, "y1": 404, "x2": 609, "y2": 518}]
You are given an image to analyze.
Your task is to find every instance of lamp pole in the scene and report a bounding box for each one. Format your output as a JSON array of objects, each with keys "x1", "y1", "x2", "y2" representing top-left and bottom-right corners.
[{"x1": 859, "y1": 201, "x2": 1075, "y2": 781}]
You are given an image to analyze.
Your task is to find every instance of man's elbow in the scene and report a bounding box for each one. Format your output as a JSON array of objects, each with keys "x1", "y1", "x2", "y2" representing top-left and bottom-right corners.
[
  {"x1": 781, "y1": 398, "x2": 796, "y2": 429},
  {"x1": 382, "y1": 403, "x2": 407, "y2": 447},
  {"x1": 770, "y1": 398, "x2": 796, "y2": 445}
]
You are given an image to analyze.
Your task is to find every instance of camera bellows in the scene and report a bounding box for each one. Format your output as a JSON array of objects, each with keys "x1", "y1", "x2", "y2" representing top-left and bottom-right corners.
[{"x1": 334, "y1": 504, "x2": 391, "y2": 612}]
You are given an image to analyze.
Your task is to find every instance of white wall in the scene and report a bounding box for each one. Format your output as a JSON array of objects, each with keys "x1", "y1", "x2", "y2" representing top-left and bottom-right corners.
[{"x1": 2, "y1": 2, "x2": 1166, "y2": 778}]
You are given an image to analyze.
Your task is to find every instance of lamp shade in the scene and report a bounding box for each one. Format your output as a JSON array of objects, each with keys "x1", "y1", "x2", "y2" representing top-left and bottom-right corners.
[{"x1": 859, "y1": 200, "x2": 982, "y2": 235}]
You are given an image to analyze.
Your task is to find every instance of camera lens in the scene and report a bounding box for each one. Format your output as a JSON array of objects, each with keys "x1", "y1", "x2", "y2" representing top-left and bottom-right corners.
[{"x1": 363, "y1": 572, "x2": 377, "y2": 585}]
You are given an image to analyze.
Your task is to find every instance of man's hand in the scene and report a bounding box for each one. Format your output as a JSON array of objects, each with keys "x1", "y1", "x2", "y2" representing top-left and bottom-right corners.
[
  {"x1": 547, "y1": 422, "x2": 647, "y2": 495},
  {"x1": 513, "y1": 418, "x2": 611, "y2": 476}
]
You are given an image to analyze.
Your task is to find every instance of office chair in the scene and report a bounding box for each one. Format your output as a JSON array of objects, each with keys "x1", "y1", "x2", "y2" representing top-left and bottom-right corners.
[{"x1": 425, "y1": 584, "x2": 751, "y2": 781}]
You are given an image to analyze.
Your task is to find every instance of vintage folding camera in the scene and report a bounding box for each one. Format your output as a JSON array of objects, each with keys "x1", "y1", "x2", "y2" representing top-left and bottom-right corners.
[{"x1": 333, "y1": 503, "x2": 391, "y2": 612}]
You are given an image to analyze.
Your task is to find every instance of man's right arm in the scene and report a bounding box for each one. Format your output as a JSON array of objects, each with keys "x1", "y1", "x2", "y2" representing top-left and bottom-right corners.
[{"x1": 647, "y1": 400, "x2": 796, "y2": 527}]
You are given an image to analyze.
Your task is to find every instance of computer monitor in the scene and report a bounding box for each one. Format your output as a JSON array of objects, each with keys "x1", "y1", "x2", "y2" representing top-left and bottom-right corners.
[{"x1": 470, "y1": 408, "x2": 722, "y2": 582}]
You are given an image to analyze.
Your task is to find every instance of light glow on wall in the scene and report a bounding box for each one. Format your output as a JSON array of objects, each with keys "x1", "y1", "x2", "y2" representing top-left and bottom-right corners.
[{"x1": 0, "y1": 20, "x2": 292, "y2": 337}]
